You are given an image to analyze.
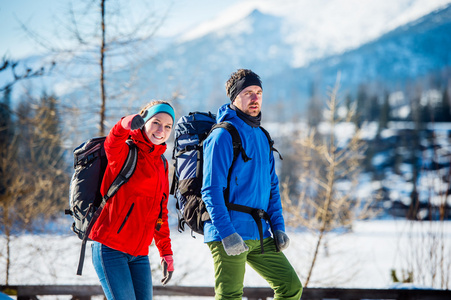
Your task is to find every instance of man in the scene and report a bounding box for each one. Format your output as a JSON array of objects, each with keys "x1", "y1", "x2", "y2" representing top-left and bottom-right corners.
[{"x1": 201, "y1": 69, "x2": 303, "y2": 299}]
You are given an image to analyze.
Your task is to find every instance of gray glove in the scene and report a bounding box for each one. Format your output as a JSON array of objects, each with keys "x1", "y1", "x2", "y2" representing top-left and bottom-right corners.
[
  {"x1": 130, "y1": 114, "x2": 145, "y2": 130},
  {"x1": 274, "y1": 230, "x2": 290, "y2": 251},
  {"x1": 222, "y1": 232, "x2": 249, "y2": 256}
]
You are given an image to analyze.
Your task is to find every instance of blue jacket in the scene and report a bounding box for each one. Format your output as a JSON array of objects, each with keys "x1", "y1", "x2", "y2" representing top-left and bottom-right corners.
[{"x1": 201, "y1": 104, "x2": 285, "y2": 243}]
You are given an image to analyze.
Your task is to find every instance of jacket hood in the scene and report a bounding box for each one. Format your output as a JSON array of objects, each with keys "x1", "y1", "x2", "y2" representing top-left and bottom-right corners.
[
  {"x1": 217, "y1": 104, "x2": 234, "y2": 123},
  {"x1": 130, "y1": 128, "x2": 167, "y2": 156},
  {"x1": 216, "y1": 103, "x2": 249, "y2": 132}
]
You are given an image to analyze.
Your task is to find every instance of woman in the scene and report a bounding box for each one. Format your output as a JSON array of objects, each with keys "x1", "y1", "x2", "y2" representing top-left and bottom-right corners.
[{"x1": 90, "y1": 100, "x2": 175, "y2": 300}]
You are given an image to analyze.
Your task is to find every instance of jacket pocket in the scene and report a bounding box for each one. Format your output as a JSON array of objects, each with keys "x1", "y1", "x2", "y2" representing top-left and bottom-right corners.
[{"x1": 117, "y1": 203, "x2": 134, "y2": 234}]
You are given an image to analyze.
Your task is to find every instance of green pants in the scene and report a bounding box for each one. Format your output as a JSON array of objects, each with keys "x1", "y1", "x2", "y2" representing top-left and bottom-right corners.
[{"x1": 207, "y1": 237, "x2": 303, "y2": 300}]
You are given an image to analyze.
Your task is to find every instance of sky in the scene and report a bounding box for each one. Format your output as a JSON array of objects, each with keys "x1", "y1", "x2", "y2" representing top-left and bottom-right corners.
[
  {"x1": 2, "y1": 0, "x2": 451, "y2": 64},
  {"x1": 0, "y1": 0, "x2": 240, "y2": 59}
]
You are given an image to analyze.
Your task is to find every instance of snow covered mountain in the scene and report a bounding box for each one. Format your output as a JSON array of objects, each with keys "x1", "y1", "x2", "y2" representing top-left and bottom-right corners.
[
  {"x1": 123, "y1": 8, "x2": 294, "y2": 115},
  {"x1": 129, "y1": 2, "x2": 451, "y2": 119},
  {"x1": 268, "y1": 2, "x2": 451, "y2": 114},
  {"x1": 3, "y1": 1, "x2": 451, "y2": 124},
  {"x1": 177, "y1": 0, "x2": 451, "y2": 68}
]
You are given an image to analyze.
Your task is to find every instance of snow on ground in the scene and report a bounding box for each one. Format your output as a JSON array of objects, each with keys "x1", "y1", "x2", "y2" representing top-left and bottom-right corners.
[{"x1": 1, "y1": 220, "x2": 450, "y2": 299}]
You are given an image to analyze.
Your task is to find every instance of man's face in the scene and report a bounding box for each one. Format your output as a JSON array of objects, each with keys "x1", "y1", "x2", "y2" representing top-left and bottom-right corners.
[{"x1": 233, "y1": 85, "x2": 262, "y2": 117}]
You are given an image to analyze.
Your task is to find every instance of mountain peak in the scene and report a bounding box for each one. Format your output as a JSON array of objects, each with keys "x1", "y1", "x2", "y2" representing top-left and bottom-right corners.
[
  {"x1": 248, "y1": 8, "x2": 265, "y2": 18},
  {"x1": 178, "y1": 8, "x2": 279, "y2": 43}
]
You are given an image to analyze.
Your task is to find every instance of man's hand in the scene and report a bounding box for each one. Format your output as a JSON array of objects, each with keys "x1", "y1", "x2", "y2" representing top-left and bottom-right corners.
[
  {"x1": 222, "y1": 232, "x2": 249, "y2": 256},
  {"x1": 274, "y1": 230, "x2": 290, "y2": 251}
]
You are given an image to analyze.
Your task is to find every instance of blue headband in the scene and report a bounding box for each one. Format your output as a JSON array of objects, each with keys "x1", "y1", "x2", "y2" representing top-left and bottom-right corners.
[{"x1": 141, "y1": 103, "x2": 175, "y2": 123}]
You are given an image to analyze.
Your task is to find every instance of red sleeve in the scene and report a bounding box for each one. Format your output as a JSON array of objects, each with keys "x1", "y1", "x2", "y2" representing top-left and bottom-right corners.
[{"x1": 100, "y1": 119, "x2": 131, "y2": 196}]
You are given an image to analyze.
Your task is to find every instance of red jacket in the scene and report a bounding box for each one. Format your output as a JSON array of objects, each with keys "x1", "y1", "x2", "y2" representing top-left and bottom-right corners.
[{"x1": 89, "y1": 120, "x2": 172, "y2": 257}]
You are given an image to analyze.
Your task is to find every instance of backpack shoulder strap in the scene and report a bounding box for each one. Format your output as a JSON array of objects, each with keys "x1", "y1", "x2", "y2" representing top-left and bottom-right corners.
[
  {"x1": 102, "y1": 139, "x2": 138, "y2": 204},
  {"x1": 161, "y1": 154, "x2": 168, "y2": 174},
  {"x1": 210, "y1": 122, "x2": 249, "y2": 211},
  {"x1": 260, "y1": 126, "x2": 283, "y2": 160},
  {"x1": 212, "y1": 122, "x2": 251, "y2": 162}
]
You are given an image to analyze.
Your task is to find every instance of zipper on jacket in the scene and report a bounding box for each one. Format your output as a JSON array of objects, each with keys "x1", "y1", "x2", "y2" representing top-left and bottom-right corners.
[{"x1": 117, "y1": 203, "x2": 134, "y2": 234}]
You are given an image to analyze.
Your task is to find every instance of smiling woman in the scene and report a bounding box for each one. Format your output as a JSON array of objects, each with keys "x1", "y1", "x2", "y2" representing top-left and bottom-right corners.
[
  {"x1": 88, "y1": 99, "x2": 176, "y2": 299},
  {"x1": 139, "y1": 101, "x2": 175, "y2": 145}
]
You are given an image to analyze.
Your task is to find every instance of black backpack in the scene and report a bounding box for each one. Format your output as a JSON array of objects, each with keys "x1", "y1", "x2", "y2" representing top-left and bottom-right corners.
[
  {"x1": 170, "y1": 111, "x2": 281, "y2": 252},
  {"x1": 65, "y1": 136, "x2": 138, "y2": 275}
]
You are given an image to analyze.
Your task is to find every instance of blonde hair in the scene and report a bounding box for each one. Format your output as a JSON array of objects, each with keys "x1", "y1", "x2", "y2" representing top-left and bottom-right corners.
[{"x1": 139, "y1": 100, "x2": 174, "y2": 116}]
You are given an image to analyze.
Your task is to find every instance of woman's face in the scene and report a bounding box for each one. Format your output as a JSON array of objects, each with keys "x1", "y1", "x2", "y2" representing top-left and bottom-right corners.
[{"x1": 143, "y1": 112, "x2": 173, "y2": 145}]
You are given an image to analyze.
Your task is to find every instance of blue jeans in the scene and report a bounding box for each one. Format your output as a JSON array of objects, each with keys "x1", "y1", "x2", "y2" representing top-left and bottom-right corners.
[{"x1": 92, "y1": 242, "x2": 153, "y2": 300}]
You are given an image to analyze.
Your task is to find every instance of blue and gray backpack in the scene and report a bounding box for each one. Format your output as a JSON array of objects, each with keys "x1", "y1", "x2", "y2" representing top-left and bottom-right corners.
[{"x1": 170, "y1": 111, "x2": 281, "y2": 252}]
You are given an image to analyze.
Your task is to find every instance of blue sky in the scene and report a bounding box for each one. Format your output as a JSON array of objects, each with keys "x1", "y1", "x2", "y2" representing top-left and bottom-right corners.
[
  {"x1": 2, "y1": 0, "x2": 450, "y2": 61},
  {"x1": 0, "y1": 0, "x2": 239, "y2": 59}
]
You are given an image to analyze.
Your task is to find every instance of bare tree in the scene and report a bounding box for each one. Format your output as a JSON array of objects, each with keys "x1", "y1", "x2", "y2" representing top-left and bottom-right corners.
[
  {"x1": 19, "y1": 0, "x2": 170, "y2": 136},
  {"x1": 0, "y1": 92, "x2": 69, "y2": 284},
  {"x1": 99, "y1": 0, "x2": 108, "y2": 136},
  {"x1": 281, "y1": 76, "x2": 375, "y2": 287},
  {"x1": 394, "y1": 220, "x2": 451, "y2": 289},
  {"x1": 0, "y1": 57, "x2": 55, "y2": 93}
]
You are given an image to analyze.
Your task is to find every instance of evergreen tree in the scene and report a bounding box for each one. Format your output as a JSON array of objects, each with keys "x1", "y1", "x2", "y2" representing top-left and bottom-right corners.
[
  {"x1": 355, "y1": 85, "x2": 368, "y2": 126},
  {"x1": 379, "y1": 91, "x2": 390, "y2": 131},
  {"x1": 0, "y1": 86, "x2": 14, "y2": 156},
  {"x1": 368, "y1": 94, "x2": 380, "y2": 122},
  {"x1": 440, "y1": 87, "x2": 451, "y2": 122},
  {"x1": 0, "y1": 86, "x2": 16, "y2": 206}
]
